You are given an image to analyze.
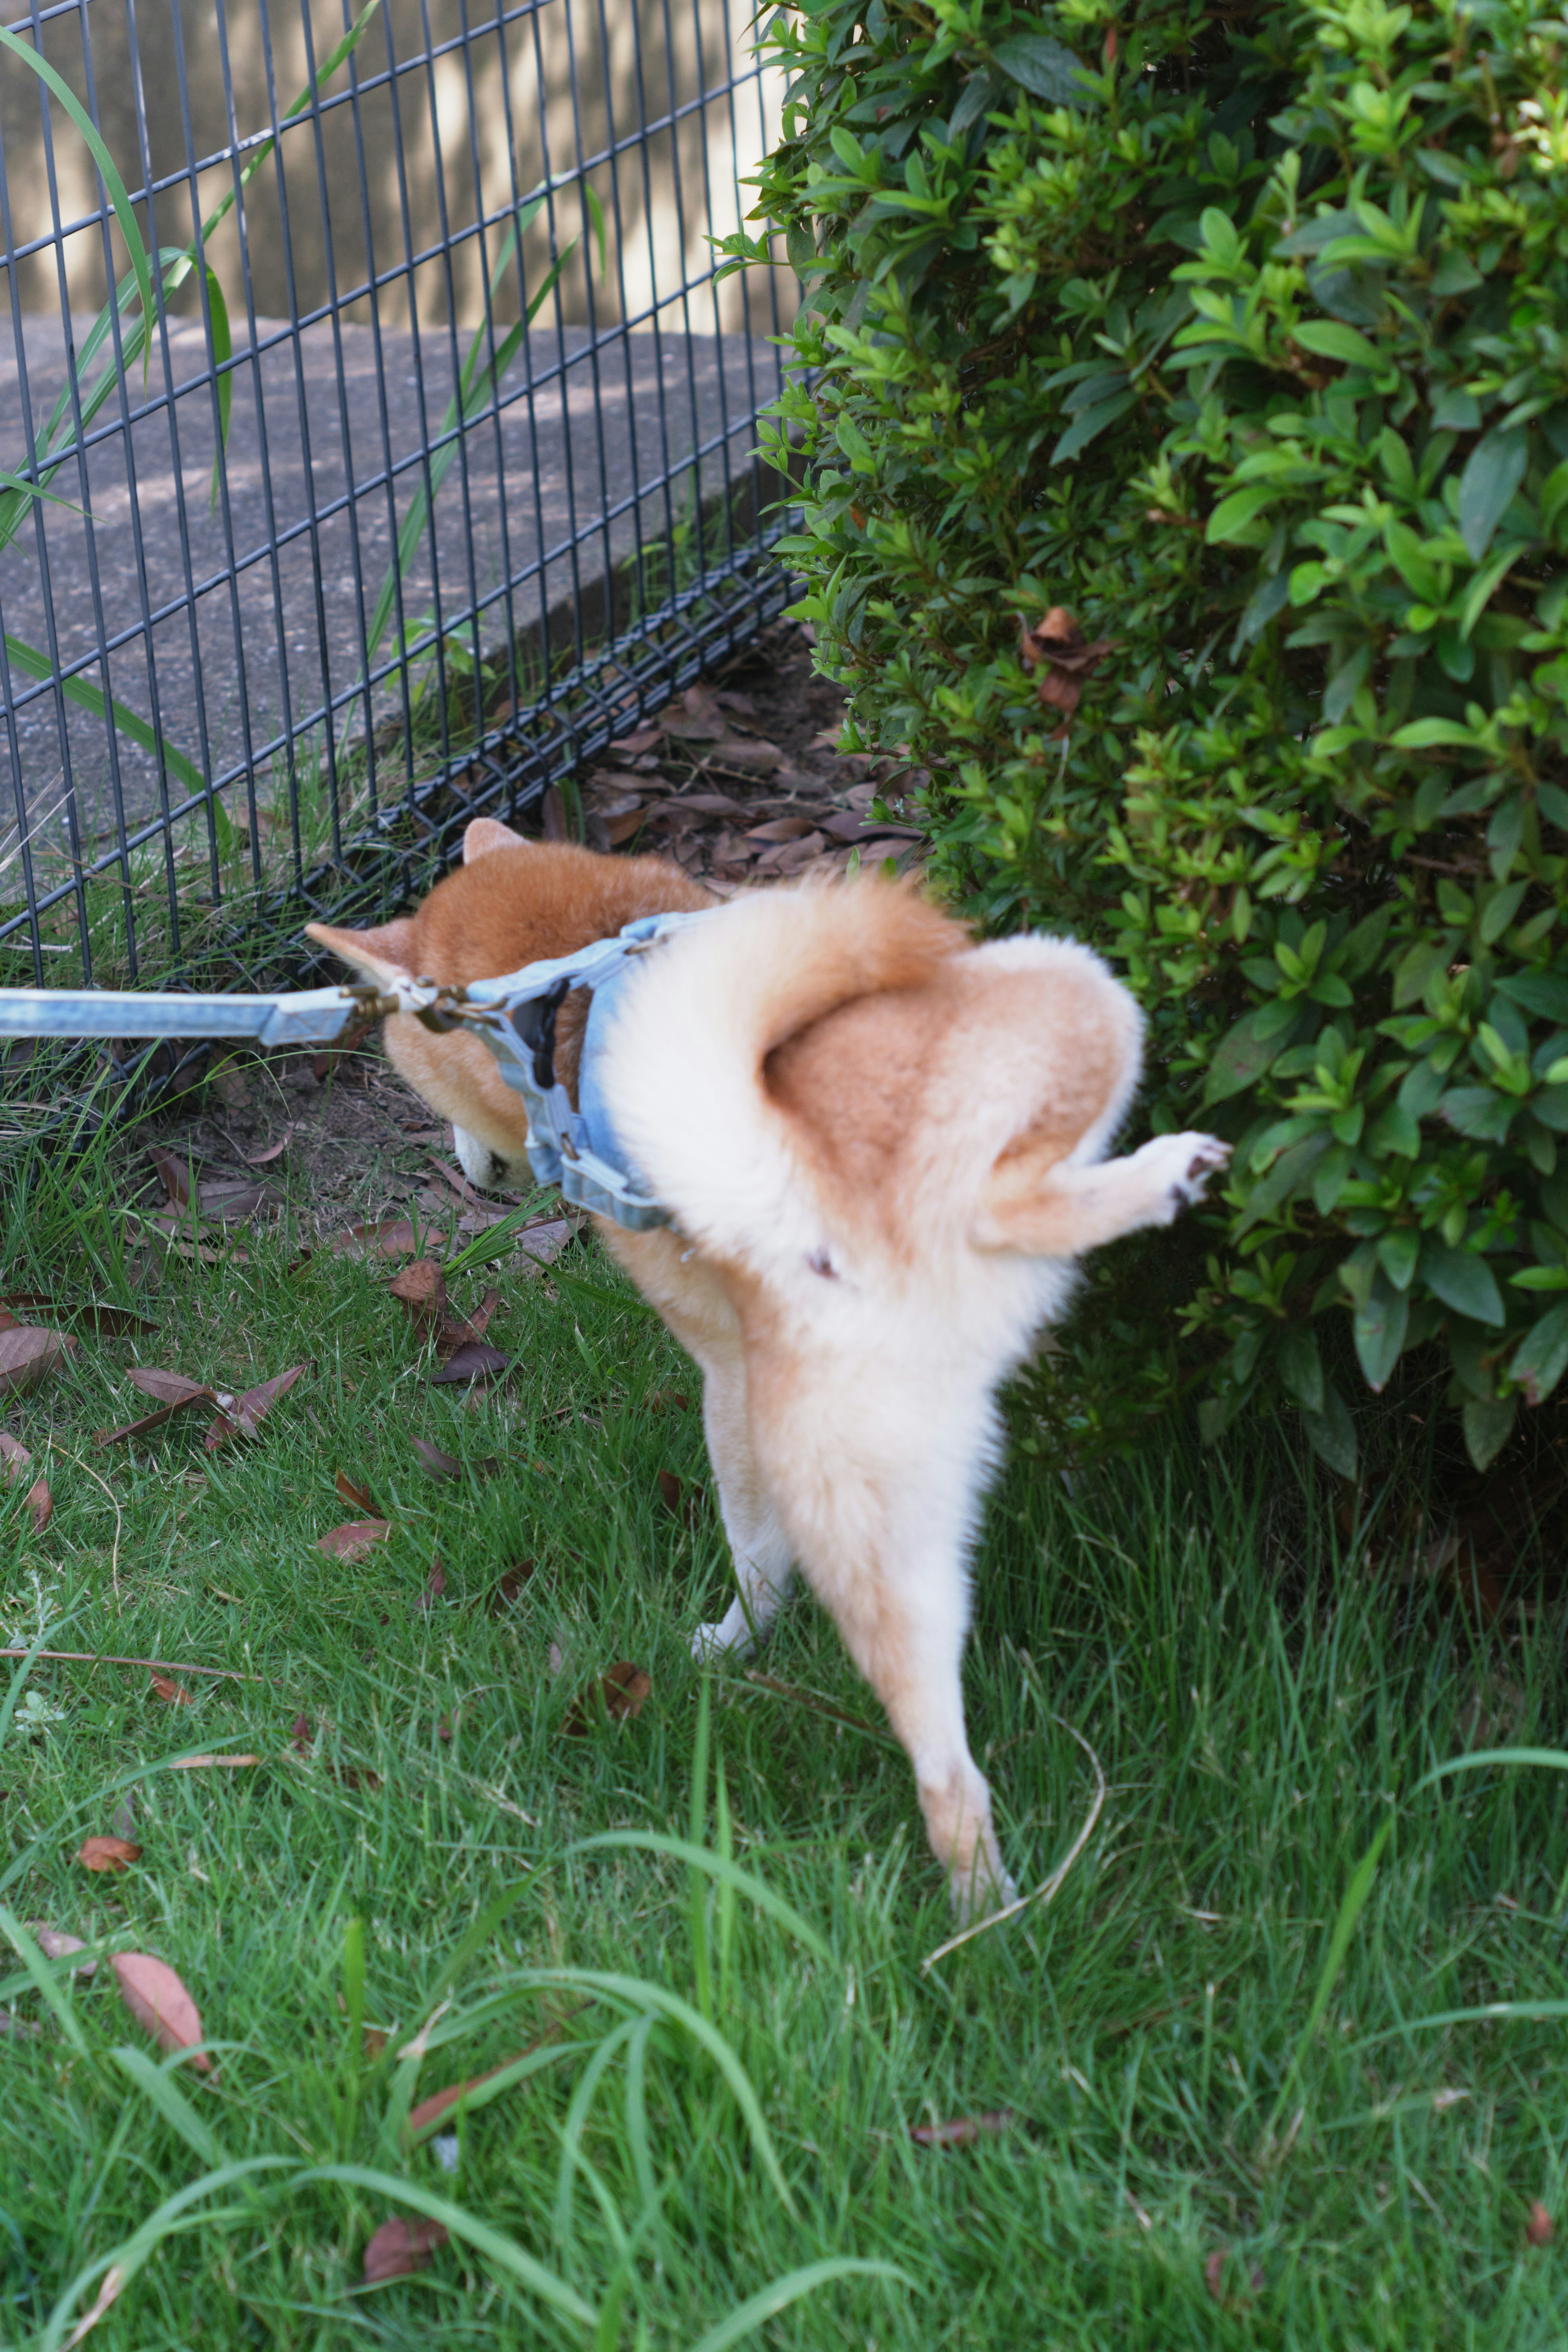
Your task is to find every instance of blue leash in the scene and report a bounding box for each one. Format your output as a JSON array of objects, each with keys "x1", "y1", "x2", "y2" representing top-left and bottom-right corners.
[{"x1": 0, "y1": 907, "x2": 709, "y2": 1231}]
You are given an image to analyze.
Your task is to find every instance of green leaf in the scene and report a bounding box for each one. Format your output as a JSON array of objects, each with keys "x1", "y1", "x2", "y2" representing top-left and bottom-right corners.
[
  {"x1": 1457, "y1": 427, "x2": 1529, "y2": 563},
  {"x1": 1510, "y1": 1302, "x2": 1568, "y2": 1406},
  {"x1": 1354, "y1": 1281, "x2": 1409, "y2": 1392},
  {"x1": 1301, "y1": 1381, "x2": 1358, "y2": 1479},
  {"x1": 1423, "y1": 1242, "x2": 1505, "y2": 1327},
  {"x1": 990, "y1": 34, "x2": 1087, "y2": 102},
  {"x1": 1203, "y1": 1005, "x2": 1290, "y2": 1105},
  {"x1": 1390, "y1": 716, "x2": 1480, "y2": 748},
  {"x1": 1206, "y1": 486, "x2": 1277, "y2": 543},
  {"x1": 1437, "y1": 1086, "x2": 1516, "y2": 1143},
  {"x1": 1237, "y1": 1134, "x2": 1330, "y2": 1232},
  {"x1": 1050, "y1": 392, "x2": 1138, "y2": 466},
  {"x1": 687, "y1": 2262, "x2": 910, "y2": 2352},
  {"x1": 1462, "y1": 1392, "x2": 1516, "y2": 1470},
  {"x1": 1292, "y1": 319, "x2": 1383, "y2": 370},
  {"x1": 1276, "y1": 1322, "x2": 1324, "y2": 1413}
]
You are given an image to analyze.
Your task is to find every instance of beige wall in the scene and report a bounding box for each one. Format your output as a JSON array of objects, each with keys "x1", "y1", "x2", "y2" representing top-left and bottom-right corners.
[{"x1": 0, "y1": 0, "x2": 791, "y2": 340}]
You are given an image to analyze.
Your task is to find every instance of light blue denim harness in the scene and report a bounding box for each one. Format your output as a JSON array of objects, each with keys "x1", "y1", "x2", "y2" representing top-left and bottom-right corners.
[{"x1": 0, "y1": 906, "x2": 710, "y2": 1231}]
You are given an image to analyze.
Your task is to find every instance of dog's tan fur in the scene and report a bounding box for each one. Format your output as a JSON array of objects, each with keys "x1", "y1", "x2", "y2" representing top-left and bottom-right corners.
[{"x1": 308, "y1": 817, "x2": 1225, "y2": 1915}]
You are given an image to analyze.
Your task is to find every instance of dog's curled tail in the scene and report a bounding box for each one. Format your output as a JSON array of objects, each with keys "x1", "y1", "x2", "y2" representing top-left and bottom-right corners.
[{"x1": 600, "y1": 878, "x2": 962, "y2": 1258}]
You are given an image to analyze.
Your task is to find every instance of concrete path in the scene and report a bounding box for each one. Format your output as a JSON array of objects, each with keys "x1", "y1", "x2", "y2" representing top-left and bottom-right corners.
[{"x1": 0, "y1": 308, "x2": 784, "y2": 846}]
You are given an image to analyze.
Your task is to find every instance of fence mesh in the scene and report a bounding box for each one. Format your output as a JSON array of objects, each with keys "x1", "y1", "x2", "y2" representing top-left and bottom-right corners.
[{"x1": 0, "y1": 0, "x2": 793, "y2": 999}]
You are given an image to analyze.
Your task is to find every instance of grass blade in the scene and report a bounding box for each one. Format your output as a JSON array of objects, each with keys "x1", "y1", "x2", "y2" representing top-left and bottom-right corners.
[
  {"x1": 39, "y1": 2160, "x2": 295, "y2": 2352},
  {"x1": 569, "y1": 1833, "x2": 831, "y2": 1963},
  {"x1": 0, "y1": 26, "x2": 154, "y2": 379},
  {"x1": 0, "y1": 1907, "x2": 90, "y2": 2055},
  {"x1": 4, "y1": 632, "x2": 206, "y2": 800},
  {"x1": 1415, "y1": 1747, "x2": 1568, "y2": 1791},
  {"x1": 111, "y1": 2046, "x2": 225, "y2": 2168},
  {"x1": 1265, "y1": 1813, "x2": 1395, "y2": 2140},
  {"x1": 686, "y1": 2259, "x2": 910, "y2": 2352},
  {"x1": 293, "y1": 2164, "x2": 596, "y2": 2324},
  {"x1": 0, "y1": 469, "x2": 89, "y2": 518}
]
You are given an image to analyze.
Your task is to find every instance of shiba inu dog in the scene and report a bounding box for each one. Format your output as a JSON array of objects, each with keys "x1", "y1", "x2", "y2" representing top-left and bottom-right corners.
[{"x1": 308, "y1": 816, "x2": 1227, "y2": 1917}]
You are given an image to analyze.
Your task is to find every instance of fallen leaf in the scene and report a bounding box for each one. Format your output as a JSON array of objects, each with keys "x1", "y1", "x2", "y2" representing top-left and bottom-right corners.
[
  {"x1": 196, "y1": 1178, "x2": 278, "y2": 1223},
  {"x1": 149, "y1": 1672, "x2": 195, "y2": 1706},
  {"x1": 1017, "y1": 605, "x2": 1116, "y2": 719},
  {"x1": 709, "y1": 736, "x2": 783, "y2": 773},
  {"x1": 1205, "y1": 2250, "x2": 1226, "y2": 2301},
  {"x1": 645, "y1": 1390, "x2": 690, "y2": 1414},
  {"x1": 147, "y1": 1146, "x2": 192, "y2": 1208},
  {"x1": 820, "y1": 810, "x2": 922, "y2": 843},
  {"x1": 318, "y1": 1519, "x2": 394, "y2": 1561},
  {"x1": 1, "y1": 1298, "x2": 161, "y2": 1339},
  {"x1": 604, "y1": 807, "x2": 646, "y2": 846},
  {"x1": 60, "y1": 2261, "x2": 126, "y2": 2349},
  {"x1": 436, "y1": 1715, "x2": 453, "y2": 1740},
  {"x1": 561, "y1": 1660, "x2": 652, "y2": 1736},
  {"x1": 95, "y1": 1393, "x2": 215, "y2": 1448},
  {"x1": 418, "y1": 1562, "x2": 448, "y2": 1611},
  {"x1": 909, "y1": 2110, "x2": 1014, "y2": 2150},
  {"x1": 411, "y1": 1437, "x2": 463, "y2": 1479},
  {"x1": 405, "y1": 2046, "x2": 547, "y2": 2138},
  {"x1": 327, "y1": 1217, "x2": 434, "y2": 1259},
  {"x1": 745, "y1": 814, "x2": 816, "y2": 843},
  {"x1": 113, "y1": 1787, "x2": 136, "y2": 1840},
  {"x1": 486, "y1": 1560, "x2": 535, "y2": 1614},
  {"x1": 167, "y1": 1753, "x2": 260, "y2": 1770},
  {"x1": 336, "y1": 1470, "x2": 378, "y2": 1513},
  {"x1": 363, "y1": 2214, "x2": 448, "y2": 2284},
  {"x1": 127, "y1": 1367, "x2": 212, "y2": 1408},
  {"x1": 547, "y1": 1637, "x2": 568, "y2": 1678},
  {"x1": 0, "y1": 1326, "x2": 70, "y2": 1398},
  {"x1": 363, "y1": 2026, "x2": 389, "y2": 2059},
  {"x1": 1527, "y1": 2201, "x2": 1553, "y2": 2247},
  {"x1": 205, "y1": 1363, "x2": 306, "y2": 1450},
  {"x1": 390, "y1": 1256, "x2": 447, "y2": 1325},
  {"x1": 517, "y1": 1218, "x2": 573, "y2": 1266},
  {"x1": 756, "y1": 831, "x2": 827, "y2": 877},
  {"x1": 111, "y1": 1951, "x2": 211, "y2": 2071},
  {"x1": 540, "y1": 784, "x2": 570, "y2": 840},
  {"x1": 0, "y1": 1430, "x2": 51, "y2": 1532},
  {"x1": 432, "y1": 1341, "x2": 509, "y2": 1386},
  {"x1": 608, "y1": 725, "x2": 662, "y2": 755},
  {"x1": 232, "y1": 1126, "x2": 294, "y2": 1165},
  {"x1": 28, "y1": 1924, "x2": 96, "y2": 1977},
  {"x1": 656, "y1": 1469, "x2": 704, "y2": 1526},
  {"x1": 0, "y1": 2008, "x2": 39, "y2": 2039},
  {"x1": 78, "y1": 1835, "x2": 142, "y2": 1873}
]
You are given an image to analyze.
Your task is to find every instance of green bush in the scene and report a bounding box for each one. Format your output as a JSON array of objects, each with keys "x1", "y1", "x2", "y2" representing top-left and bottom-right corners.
[{"x1": 726, "y1": 0, "x2": 1568, "y2": 1476}]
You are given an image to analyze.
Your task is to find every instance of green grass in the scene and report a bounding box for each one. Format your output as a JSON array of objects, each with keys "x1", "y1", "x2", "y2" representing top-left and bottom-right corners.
[{"x1": 1, "y1": 1123, "x2": 1567, "y2": 2349}]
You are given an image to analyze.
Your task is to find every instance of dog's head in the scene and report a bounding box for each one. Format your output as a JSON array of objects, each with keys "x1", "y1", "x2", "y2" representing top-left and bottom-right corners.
[{"x1": 305, "y1": 816, "x2": 710, "y2": 1191}]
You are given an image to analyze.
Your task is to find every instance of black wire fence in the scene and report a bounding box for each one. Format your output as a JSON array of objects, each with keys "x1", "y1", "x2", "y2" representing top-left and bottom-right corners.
[{"x1": 0, "y1": 0, "x2": 793, "y2": 1003}]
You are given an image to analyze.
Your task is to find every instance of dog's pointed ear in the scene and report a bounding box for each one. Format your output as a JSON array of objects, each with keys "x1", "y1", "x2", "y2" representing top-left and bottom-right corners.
[
  {"x1": 305, "y1": 917, "x2": 419, "y2": 988},
  {"x1": 463, "y1": 816, "x2": 528, "y2": 864}
]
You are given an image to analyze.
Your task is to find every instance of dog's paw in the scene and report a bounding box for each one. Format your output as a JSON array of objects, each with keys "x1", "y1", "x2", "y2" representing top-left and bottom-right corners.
[
  {"x1": 691, "y1": 1616, "x2": 751, "y2": 1663},
  {"x1": 949, "y1": 1858, "x2": 1020, "y2": 1925},
  {"x1": 1136, "y1": 1131, "x2": 1229, "y2": 1223}
]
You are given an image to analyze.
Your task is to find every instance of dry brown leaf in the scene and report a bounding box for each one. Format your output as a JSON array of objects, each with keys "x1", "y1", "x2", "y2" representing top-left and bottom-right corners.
[
  {"x1": 909, "y1": 2109, "x2": 1014, "y2": 2149},
  {"x1": 540, "y1": 783, "x2": 570, "y2": 840},
  {"x1": 1017, "y1": 605, "x2": 1116, "y2": 719},
  {"x1": 196, "y1": 1178, "x2": 278, "y2": 1223},
  {"x1": 127, "y1": 1367, "x2": 212, "y2": 1408},
  {"x1": 28, "y1": 1924, "x2": 96, "y2": 1977},
  {"x1": 820, "y1": 810, "x2": 922, "y2": 844},
  {"x1": 390, "y1": 1257, "x2": 447, "y2": 1323},
  {"x1": 363, "y1": 2214, "x2": 448, "y2": 2284},
  {"x1": 656, "y1": 1469, "x2": 704, "y2": 1527},
  {"x1": 405, "y1": 2048, "x2": 539, "y2": 2137},
  {"x1": 656, "y1": 1468, "x2": 684, "y2": 1516},
  {"x1": 205, "y1": 1363, "x2": 305, "y2": 1450},
  {"x1": 432, "y1": 1341, "x2": 510, "y2": 1386},
  {"x1": 517, "y1": 1218, "x2": 573, "y2": 1266},
  {"x1": 232, "y1": 1125, "x2": 295, "y2": 1166},
  {"x1": 608, "y1": 724, "x2": 662, "y2": 755},
  {"x1": 1, "y1": 1297, "x2": 159, "y2": 1339},
  {"x1": 111, "y1": 1951, "x2": 211, "y2": 2071},
  {"x1": 1527, "y1": 2201, "x2": 1554, "y2": 2247},
  {"x1": 149, "y1": 1671, "x2": 194, "y2": 1707},
  {"x1": 336, "y1": 1470, "x2": 378, "y2": 1514},
  {"x1": 709, "y1": 736, "x2": 783, "y2": 773},
  {"x1": 147, "y1": 1146, "x2": 192, "y2": 1208},
  {"x1": 1205, "y1": 2250, "x2": 1226, "y2": 2301},
  {"x1": 645, "y1": 1390, "x2": 690, "y2": 1414},
  {"x1": 604, "y1": 807, "x2": 646, "y2": 846},
  {"x1": 0, "y1": 1326, "x2": 70, "y2": 1399},
  {"x1": 327, "y1": 1217, "x2": 433, "y2": 1259},
  {"x1": 745, "y1": 814, "x2": 816, "y2": 843},
  {"x1": 485, "y1": 1559, "x2": 535, "y2": 1614},
  {"x1": 562, "y1": 1660, "x2": 652, "y2": 1737},
  {"x1": 167, "y1": 1753, "x2": 260, "y2": 1770},
  {"x1": 411, "y1": 1437, "x2": 463, "y2": 1479},
  {"x1": 418, "y1": 1561, "x2": 448, "y2": 1611},
  {"x1": 78, "y1": 1835, "x2": 142, "y2": 1873},
  {"x1": 363, "y1": 2025, "x2": 389, "y2": 2059},
  {"x1": 318, "y1": 1519, "x2": 394, "y2": 1561},
  {"x1": 0, "y1": 1430, "x2": 51, "y2": 1532},
  {"x1": 60, "y1": 2261, "x2": 126, "y2": 2350}
]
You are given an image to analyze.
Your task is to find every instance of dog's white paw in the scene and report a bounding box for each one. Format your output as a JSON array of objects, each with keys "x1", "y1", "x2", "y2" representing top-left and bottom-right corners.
[
  {"x1": 1138, "y1": 1131, "x2": 1230, "y2": 1223},
  {"x1": 691, "y1": 1617, "x2": 751, "y2": 1663},
  {"x1": 949, "y1": 1859, "x2": 1020, "y2": 1925}
]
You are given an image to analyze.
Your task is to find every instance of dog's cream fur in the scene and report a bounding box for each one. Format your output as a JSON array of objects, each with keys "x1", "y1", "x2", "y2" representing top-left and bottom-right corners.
[{"x1": 308, "y1": 817, "x2": 1226, "y2": 1916}]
